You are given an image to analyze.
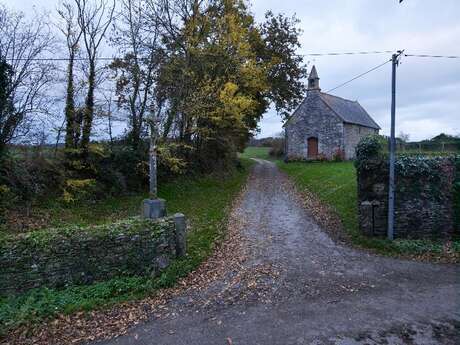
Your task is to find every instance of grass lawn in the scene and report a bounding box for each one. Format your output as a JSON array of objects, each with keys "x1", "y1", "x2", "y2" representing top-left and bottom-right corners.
[
  {"x1": 0, "y1": 159, "x2": 253, "y2": 335},
  {"x1": 279, "y1": 161, "x2": 358, "y2": 236},
  {"x1": 240, "y1": 147, "x2": 459, "y2": 259},
  {"x1": 238, "y1": 146, "x2": 271, "y2": 160}
]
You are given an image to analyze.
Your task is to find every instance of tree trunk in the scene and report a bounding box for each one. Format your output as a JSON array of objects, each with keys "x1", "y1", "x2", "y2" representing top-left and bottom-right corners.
[
  {"x1": 131, "y1": 125, "x2": 141, "y2": 150},
  {"x1": 162, "y1": 110, "x2": 174, "y2": 139},
  {"x1": 80, "y1": 60, "x2": 96, "y2": 156},
  {"x1": 55, "y1": 118, "x2": 66, "y2": 158},
  {"x1": 64, "y1": 50, "x2": 77, "y2": 151},
  {"x1": 0, "y1": 140, "x2": 6, "y2": 158},
  {"x1": 128, "y1": 62, "x2": 142, "y2": 151},
  {"x1": 107, "y1": 96, "x2": 114, "y2": 149}
]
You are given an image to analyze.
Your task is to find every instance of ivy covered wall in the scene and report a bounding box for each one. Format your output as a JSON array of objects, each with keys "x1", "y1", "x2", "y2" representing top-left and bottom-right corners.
[
  {"x1": 0, "y1": 217, "x2": 184, "y2": 295},
  {"x1": 355, "y1": 135, "x2": 459, "y2": 239}
]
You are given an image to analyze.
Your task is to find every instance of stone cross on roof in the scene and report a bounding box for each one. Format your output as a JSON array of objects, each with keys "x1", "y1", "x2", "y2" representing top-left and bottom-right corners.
[{"x1": 308, "y1": 65, "x2": 320, "y2": 91}]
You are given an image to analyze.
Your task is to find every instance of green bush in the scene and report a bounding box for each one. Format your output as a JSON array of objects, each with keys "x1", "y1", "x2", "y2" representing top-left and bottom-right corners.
[
  {"x1": 0, "y1": 135, "x2": 246, "y2": 228},
  {"x1": 62, "y1": 178, "x2": 98, "y2": 204},
  {"x1": 108, "y1": 141, "x2": 189, "y2": 191},
  {"x1": 354, "y1": 134, "x2": 387, "y2": 170},
  {"x1": 332, "y1": 148, "x2": 345, "y2": 162},
  {"x1": 269, "y1": 139, "x2": 285, "y2": 157},
  {"x1": 0, "y1": 184, "x2": 12, "y2": 222},
  {"x1": 0, "y1": 154, "x2": 64, "y2": 208}
]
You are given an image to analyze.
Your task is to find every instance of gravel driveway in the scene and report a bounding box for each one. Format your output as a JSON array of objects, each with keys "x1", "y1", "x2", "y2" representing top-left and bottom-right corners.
[{"x1": 96, "y1": 159, "x2": 460, "y2": 345}]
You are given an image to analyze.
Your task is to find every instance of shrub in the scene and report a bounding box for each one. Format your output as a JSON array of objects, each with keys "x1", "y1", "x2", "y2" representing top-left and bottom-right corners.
[
  {"x1": 333, "y1": 148, "x2": 345, "y2": 162},
  {"x1": 0, "y1": 154, "x2": 64, "y2": 211},
  {"x1": 0, "y1": 184, "x2": 12, "y2": 221},
  {"x1": 102, "y1": 144, "x2": 146, "y2": 192},
  {"x1": 269, "y1": 139, "x2": 285, "y2": 157},
  {"x1": 157, "y1": 142, "x2": 189, "y2": 177},
  {"x1": 62, "y1": 179, "x2": 98, "y2": 204},
  {"x1": 355, "y1": 134, "x2": 387, "y2": 171},
  {"x1": 108, "y1": 141, "x2": 189, "y2": 190},
  {"x1": 316, "y1": 153, "x2": 328, "y2": 162}
]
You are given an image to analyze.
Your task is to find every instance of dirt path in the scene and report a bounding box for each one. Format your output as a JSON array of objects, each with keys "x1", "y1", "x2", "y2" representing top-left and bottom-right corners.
[{"x1": 95, "y1": 160, "x2": 460, "y2": 345}]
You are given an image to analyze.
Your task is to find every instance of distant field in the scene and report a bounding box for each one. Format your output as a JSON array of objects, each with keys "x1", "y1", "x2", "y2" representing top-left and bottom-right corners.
[{"x1": 238, "y1": 146, "x2": 271, "y2": 160}]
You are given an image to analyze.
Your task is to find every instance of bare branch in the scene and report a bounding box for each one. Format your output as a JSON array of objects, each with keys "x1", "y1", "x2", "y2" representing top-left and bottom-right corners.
[{"x1": 0, "y1": 5, "x2": 56, "y2": 151}]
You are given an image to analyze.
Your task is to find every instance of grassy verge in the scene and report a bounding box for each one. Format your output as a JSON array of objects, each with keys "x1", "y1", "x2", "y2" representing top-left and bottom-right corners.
[
  {"x1": 0, "y1": 159, "x2": 253, "y2": 335},
  {"x1": 279, "y1": 161, "x2": 358, "y2": 233}
]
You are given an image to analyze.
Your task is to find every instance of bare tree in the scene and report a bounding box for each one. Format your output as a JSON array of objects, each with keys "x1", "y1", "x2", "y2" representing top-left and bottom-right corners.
[
  {"x1": 57, "y1": 1, "x2": 83, "y2": 151},
  {"x1": 111, "y1": 0, "x2": 164, "y2": 150},
  {"x1": 112, "y1": 0, "x2": 167, "y2": 197},
  {"x1": 398, "y1": 131, "x2": 410, "y2": 143},
  {"x1": 53, "y1": 117, "x2": 67, "y2": 157},
  {"x1": 96, "y1": 86, "x2": 124, "y2": 148},
  {"x1": 0, "y1": 6, "x2": 55, "y2": 155},
  {"x1": 74, "y1": 0, "x2": 115, "y2": 155},
  {"x1": 106, "y1": 94, "x2": 116, "y2": 146}
]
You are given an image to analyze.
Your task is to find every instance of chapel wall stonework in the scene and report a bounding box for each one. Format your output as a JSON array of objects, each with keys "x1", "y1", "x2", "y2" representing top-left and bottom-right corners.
[
  {"x1": 343, "y1": 123, "x2": 378, "y2": 159},
  {"x1": 285, "y1": 91, "x2": 343, "y2": 160}
]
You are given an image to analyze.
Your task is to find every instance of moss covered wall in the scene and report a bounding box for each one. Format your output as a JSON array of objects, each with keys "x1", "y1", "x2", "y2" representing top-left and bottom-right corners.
[
  {"x1": 0, "y1": 217, "x2": 182, "y2": 295},
  {"x1": 356, "y1": 136, "x2": 458, "y2": 239}
]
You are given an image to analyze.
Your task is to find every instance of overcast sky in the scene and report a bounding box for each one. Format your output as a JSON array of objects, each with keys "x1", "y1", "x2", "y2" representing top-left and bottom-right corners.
[{"x1": 5, "y1": 0, "x2": 460, "y2": 141}]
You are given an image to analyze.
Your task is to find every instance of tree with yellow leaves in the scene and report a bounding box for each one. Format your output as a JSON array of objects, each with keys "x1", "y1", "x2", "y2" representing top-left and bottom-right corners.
[{"x1": 154, "y1": 0, "x2": 306, "y2": 170}]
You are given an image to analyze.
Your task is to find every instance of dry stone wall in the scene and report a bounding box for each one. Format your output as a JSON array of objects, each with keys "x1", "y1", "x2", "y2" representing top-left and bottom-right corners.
[
  {"x1": 0, "y1": 215, "x2": 186, "y2": 295},
  {"x1": 356, "y1": 136, "x2": 459, "y2": 239}
]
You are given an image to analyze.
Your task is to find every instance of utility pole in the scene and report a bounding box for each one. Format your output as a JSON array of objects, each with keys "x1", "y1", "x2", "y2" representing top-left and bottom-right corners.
[{"x1": 387, "y1": 51, "x2": 403, "y2": 240}]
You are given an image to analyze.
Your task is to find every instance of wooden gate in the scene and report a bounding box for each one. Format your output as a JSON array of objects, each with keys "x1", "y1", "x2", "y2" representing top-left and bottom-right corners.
[{"x1": 307, "y1": 137, "x2": 318, "y2": 158}]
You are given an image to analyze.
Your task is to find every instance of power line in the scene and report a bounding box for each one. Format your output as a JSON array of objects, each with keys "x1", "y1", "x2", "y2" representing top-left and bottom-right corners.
[
  {"x1": 326, "y1": 59, "x2": 392, "y2": 93},
  {"x1": 3, "y1": 51, "x2": 460, "y2": 62},
  {"x1": 3, "y1": 57, "x2": 115, "y2": 62},
  {"x1": 298, "y1": 50, "x2": 394, "y2": 57},
  {"x1": 3, "y1": 50, "x2": 396, "y2": 62},
  {"x1": 404, "y1": 53, "x2": 460, "y2": 59}
]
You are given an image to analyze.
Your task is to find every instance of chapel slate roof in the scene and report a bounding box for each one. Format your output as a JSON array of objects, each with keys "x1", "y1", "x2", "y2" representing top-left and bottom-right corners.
[{"x1": 319, "y1": 92, "x2": 380, "y2": 129}]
